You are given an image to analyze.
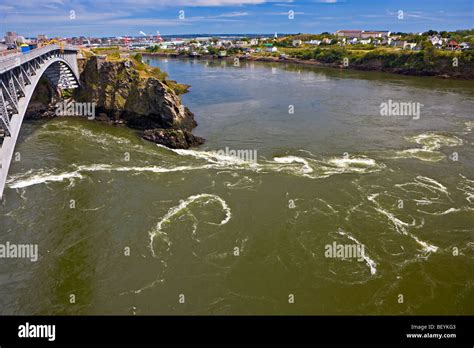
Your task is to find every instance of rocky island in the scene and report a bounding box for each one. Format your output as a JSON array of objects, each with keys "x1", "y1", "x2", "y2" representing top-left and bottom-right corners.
[{"x1": 26, "y1": 52, "x2": 204, "y2": 149}]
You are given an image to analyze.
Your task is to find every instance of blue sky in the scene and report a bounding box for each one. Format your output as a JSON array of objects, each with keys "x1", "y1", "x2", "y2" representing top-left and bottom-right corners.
[{"x1": 0, "y1": 0, "x2": 472, "y2": 37}]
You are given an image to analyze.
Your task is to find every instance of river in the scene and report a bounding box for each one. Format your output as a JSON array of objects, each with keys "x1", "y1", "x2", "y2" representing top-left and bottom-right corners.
[{"x1": 1, "y1": 57, "x2": 473, "y2": 314}]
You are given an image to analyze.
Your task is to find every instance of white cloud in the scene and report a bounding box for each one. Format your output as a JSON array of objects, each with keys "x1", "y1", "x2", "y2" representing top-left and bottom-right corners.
[
  {"x1": 215, "y1": 11, "x2": 249, "y2": 17},
  {"x1": 265, "y1": 11, "x2": 305, "y2": 15}
]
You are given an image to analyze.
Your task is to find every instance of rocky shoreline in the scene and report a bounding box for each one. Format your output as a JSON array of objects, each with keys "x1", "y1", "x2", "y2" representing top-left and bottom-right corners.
[
  {"x1": 26, "y1": 54, "x2": 204, "y2": 149},
  {"x1": 143, "y1": 52, "x2": 473, "y2": 79}
]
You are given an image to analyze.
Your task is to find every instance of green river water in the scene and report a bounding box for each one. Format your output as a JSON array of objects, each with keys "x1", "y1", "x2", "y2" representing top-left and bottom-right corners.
[{"x1": 1, "y1": 58, "x2": 473, "y2": 314}]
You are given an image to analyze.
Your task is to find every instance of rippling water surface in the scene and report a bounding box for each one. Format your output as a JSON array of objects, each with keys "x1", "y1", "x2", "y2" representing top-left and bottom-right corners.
[{"x1": 1, "y1": 58, "x2": 473, "y2": 314}]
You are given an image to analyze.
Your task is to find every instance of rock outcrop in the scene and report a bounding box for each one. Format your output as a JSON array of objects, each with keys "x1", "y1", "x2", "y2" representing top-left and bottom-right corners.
[
  {"x1": 24, "y1": 77, "x2": 57, "y2": 120},
  {"x1": 143, "y1": 128, "x2": 205, "y2": 149},
  {"x1": 74, "y1": 55, "x2": 203, "y2": 148},
  {"x1": 25, "y1": 54, "x2": 204, "y2": 149}
]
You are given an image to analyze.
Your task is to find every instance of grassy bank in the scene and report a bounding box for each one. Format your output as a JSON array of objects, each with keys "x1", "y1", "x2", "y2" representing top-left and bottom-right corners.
[{"x1": 84, "y1": 48, "x2": 190, "y2": 95}]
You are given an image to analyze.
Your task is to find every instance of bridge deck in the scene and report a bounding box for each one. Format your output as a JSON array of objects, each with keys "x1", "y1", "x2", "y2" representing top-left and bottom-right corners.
[{"x1": 0, "y1": 45, "x2": 78, "y2": 73}]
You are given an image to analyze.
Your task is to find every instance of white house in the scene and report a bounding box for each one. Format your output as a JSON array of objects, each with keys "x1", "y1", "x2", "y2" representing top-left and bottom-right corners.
[
  {"x1": 159, "y1": 42, "x2": 175, "y2": 49},
  {"x1": 171, "y1": 39, "x2": 185, "y2": 46},
  {"x1": 403, "y1": 42, "x2": 417, "y2": 50},
  {"x1": 292, "y1": 39, "x2": 302, "y2": 47},
  {"x1": 249, "y1": 38, "x2": 259, "y2": 46},
  {"x1": 428, "y1": 35, "x2": 443, "y2": 46},
  {"x1": 266, "y1": 46, "x2": 278, "y2": 53},
  {"x1": 390, "y1": 40, "x2": 406, "y2": 48},
  {"x1": 460, "y1": 42, "x2": 470, "y2": 50},
  {"x1": 216, "y1": 40, "x2": 232, "y2": 47},
  {"x1": 235, "y1": 40, "x2": 249, "y2": 48}
]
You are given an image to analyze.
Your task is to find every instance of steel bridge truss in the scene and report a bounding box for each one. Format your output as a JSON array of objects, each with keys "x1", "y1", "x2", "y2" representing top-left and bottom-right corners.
[{"x1": 0, "y1": 45, "x2": 80, "y2": 198}]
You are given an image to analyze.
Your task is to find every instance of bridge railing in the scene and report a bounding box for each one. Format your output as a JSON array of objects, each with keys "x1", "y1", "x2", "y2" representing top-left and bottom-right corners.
[{"x1": 0, "y1": 44, "x2": 78, "y2": 73}]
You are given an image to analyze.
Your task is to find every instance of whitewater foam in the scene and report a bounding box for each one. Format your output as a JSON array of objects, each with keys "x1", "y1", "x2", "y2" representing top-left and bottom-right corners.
[
  {"x1": 157, "y1": 144, "x2": 256, "y2": 167},
  {"x1": 391, "y1": 132, "x2": 463, "y2": 162},
  {"x1": 8, "y1": 149, "x2": 385, "y2": 192},
  {"x1": 8, "y1": 170, "x2": 83, "y2": 189},
  {"x1": 7, "y1": 164, "x2": 213, "y2": 189},
  {"x1": 408, "y1": 133, "x2": 463, "y2": 151},
  {"x1": 458, "y1": 174, "x2": 474, "y2": 204},
  {"x1": 337, "y1": 229, "x2": 377, "y2": 275},
  {"x1": 160, "y1": 144, "x2": 384, "y2": 179},
  {"x1": 272, "y1": 156, "x2": 313, "y2": 174},
  {"x1": 465, "y1": 121, "x2": 474, "y2": 132},
  {"x1": 368, "y1": 191, "x2": 438, "y2": 254},
  {"x1": 396, "y1": 176, "x2": 450, "y2": 197},
  {"x1": 148, "y1": 194, "x2": 231, "y2": 257}
]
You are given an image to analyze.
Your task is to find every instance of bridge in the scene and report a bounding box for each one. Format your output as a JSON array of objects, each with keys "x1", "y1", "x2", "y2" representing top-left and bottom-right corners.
[{"x1": 0, "y1": 44, "x2": 80, "y2": 199}]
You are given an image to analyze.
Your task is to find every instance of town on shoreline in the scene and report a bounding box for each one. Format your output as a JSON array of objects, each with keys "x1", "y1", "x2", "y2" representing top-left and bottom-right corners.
[{"x1": 2, "y1": 29, "x2": 474, "y2": 79}]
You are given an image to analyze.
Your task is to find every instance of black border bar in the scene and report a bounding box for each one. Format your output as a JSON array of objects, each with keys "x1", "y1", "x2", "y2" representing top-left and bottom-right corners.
[{"x1": 0, "y1": 315, "x2": 473, "y2": 346}]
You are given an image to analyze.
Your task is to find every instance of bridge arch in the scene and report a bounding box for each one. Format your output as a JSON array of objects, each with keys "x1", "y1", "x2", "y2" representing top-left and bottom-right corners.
[{"x1": 0, "y1": 45, "x2": 80, "y2": 199}]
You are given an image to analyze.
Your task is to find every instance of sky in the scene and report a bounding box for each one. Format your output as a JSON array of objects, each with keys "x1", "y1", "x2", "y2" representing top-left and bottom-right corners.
[{"x1": 0, "y1": 0, "x2": 473, "y2": 38}]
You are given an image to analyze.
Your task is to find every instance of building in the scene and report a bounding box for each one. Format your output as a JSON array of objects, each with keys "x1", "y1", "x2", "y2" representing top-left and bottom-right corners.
[
  {"x1": 130, "y1": 41, "x2": 156, "y2": 49},
  {"x1": 4, "y1": 31, "x2": 17, "y2": 45},
  {"x1": 196, "y1": 37, "x2": 212, "y2": 42},
  {"x1": 235, "y1": 40, "x2": 249, "y2": 48},
  {"x1": 266, "y1": 46, "x2": 278, "y2": 53},
  {"x1": 361, "y1": 31, "x2": 390, "y2": 39},
  {"x1": 335, "y1": 30, "x2": 362, "y2": 38},
  {"x1": 390, "y1": 40, "x2": 406, "y2": 48},
  {"x1": 403, "y1": 42, "x2": 417, "y2": 50},
  {"x1": 428, "y1": 35, "x2": 443, "y2": 46},
  {"x1": 292, "y1": 39, "x2": 302, "y2": 47},
  {"x1": 446, "y1": 40, "x2": 460, "y2": 51},
  {"x1": 37, "y1": 34, "x2": 48, "y2": 42},
  {"x1": 159, "y1": 42, "x2": 174, "y2": 50},
  {"x1": 249, "y1": 38, "x2": 259, "y2": 46},
  {"x1": 336, "y1": 30, "x2": 390, "y2": 39},
  {"x1": 16, "y1": 36, "x2": 26, "y2": 44},
  {"x1": 392, "y1": 40, "x2": 407, "y2": 48},
  {"x1": 459, "y1": 42, "x2": 470, "y2": 50}
]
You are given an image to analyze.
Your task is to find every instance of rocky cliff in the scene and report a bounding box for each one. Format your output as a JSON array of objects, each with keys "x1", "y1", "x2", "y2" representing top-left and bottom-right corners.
[{"x1": 74, "y1": 55, "x2": 204, "y2": 148}]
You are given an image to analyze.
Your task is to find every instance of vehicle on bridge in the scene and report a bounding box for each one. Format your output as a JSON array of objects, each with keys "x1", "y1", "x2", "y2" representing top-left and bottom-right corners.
[{"x1": 20, "y1": 44, "x2": 30, "y2": 54}]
